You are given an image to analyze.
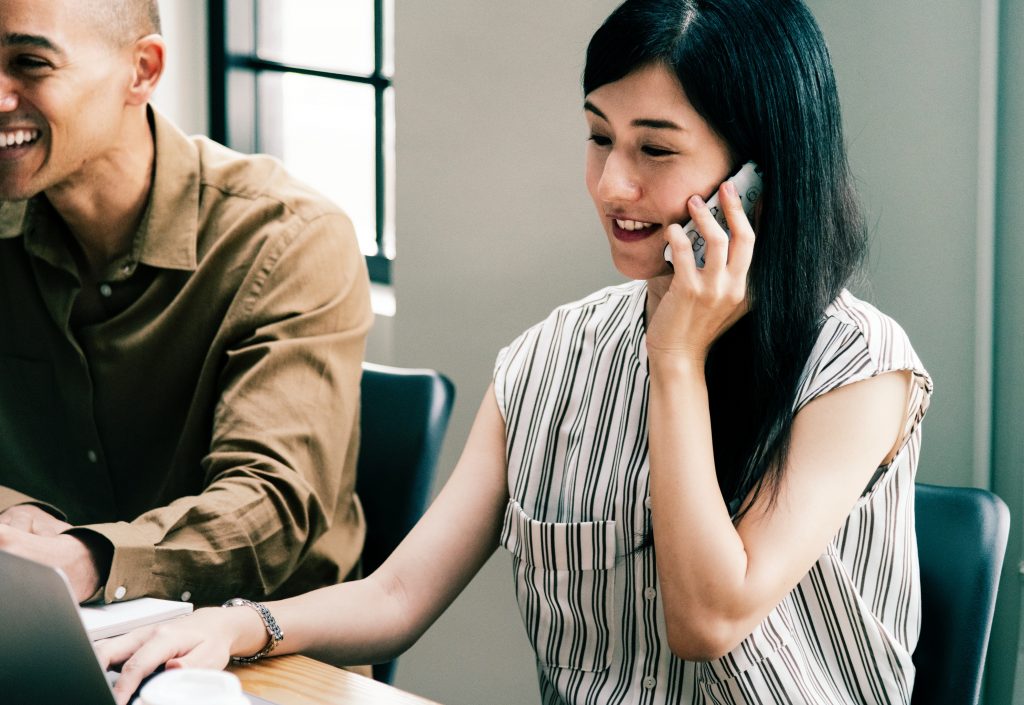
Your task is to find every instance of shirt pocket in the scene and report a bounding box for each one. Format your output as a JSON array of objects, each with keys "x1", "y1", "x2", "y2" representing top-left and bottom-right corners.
[{"x1": 500, "y1": 498, "x2": 617, "y2": 672}]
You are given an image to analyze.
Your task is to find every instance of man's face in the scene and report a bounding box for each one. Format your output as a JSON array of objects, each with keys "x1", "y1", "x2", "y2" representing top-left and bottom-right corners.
[{"x1": 0, "y1": 0, "x2": 131, "y2": 201}]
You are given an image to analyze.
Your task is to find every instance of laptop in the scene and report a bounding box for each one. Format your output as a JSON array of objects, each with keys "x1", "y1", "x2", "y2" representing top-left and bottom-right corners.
[{"x1": 0, "y1": 550, "x2": 278, "y2": 704}]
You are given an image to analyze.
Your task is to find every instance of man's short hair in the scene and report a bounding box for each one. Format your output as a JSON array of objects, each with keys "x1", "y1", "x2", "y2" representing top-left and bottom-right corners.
[{"x1": 89, "y1": 0, "x2": 162, "y2": 46}]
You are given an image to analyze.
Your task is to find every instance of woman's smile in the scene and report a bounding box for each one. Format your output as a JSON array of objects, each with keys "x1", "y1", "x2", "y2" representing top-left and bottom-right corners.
[{"x1": 610, "y1": 217, "x2": 661, "y2": 242}]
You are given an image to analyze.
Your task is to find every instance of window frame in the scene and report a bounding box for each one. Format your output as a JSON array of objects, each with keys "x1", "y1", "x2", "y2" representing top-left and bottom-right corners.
[{"x1": 208, "y1": 1, "x2": 393, "y2": 284}]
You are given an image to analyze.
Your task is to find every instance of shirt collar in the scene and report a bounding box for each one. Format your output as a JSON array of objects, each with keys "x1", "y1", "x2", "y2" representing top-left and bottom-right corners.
[
  {"x1": 0, "y1": 107, "x2": 201, "y2": 276},
  {"x1": 133, "y1": 106, "x2": 200, "y2": 272},
  {"x1": 0, "y1": 200, "x2": 29, "y2": 239},
  {"x1": 0, "y1": 199, "x2": 78, "y2": 274}
]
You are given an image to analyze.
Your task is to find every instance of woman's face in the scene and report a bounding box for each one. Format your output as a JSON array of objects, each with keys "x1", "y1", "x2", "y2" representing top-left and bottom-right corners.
[{"x1": 585, "y1": 62, "x2": 733, "y2": 281}]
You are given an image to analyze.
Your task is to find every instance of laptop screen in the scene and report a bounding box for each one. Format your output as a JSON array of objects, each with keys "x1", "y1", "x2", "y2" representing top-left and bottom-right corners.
[{"x1": 0, "y1": 551, "x2": 283, "y2": 705}]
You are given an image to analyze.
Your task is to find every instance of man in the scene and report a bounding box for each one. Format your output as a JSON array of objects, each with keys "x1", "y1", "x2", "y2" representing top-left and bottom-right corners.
[{"x1": 0, "y1": 0, "x2": 372, "y2": 606}]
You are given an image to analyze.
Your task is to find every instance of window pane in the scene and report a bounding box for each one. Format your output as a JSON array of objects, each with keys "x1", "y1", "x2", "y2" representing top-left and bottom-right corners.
[
  {"x1": 255, "y1": 0, "x2": 376, "y2": 75},
  {"x1": 224, "y1": 0, "x2": 255, "y2": 55},
  {"x1": 225, "y1": 69, "x2": 257, "y2": 154},
  {"x1": 257, "y1": 73, "x2": 378, "y2": 256}
]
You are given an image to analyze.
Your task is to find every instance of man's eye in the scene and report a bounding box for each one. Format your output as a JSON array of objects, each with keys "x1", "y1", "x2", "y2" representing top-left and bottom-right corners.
[
  {"x1": 588, "y1": 134, "x2": 612, "y2": 147},
  {"x1": 15, "y1": 56, "x2": 51, "y2": 70}
]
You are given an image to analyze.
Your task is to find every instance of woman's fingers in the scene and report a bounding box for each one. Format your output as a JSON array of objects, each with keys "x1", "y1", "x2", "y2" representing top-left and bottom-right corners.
[
  {"x1": 94, "y1": 626, "x2": 154, "y2": 671},
  {"x1": 665, "y1": 223, "x2": 698, "y2": 280},
  {"x1": 687, "y1": 194, "x2": 730, "y2": 272},
  {"x1": 719, "y1": 180, "x2": 756, "y2": 275},
  {"x1": 101, "y1": 620, "x2": 223, "y2": 705},
  {"x1": 109, "y1": 635, "x2": 193, "y2": 705}
]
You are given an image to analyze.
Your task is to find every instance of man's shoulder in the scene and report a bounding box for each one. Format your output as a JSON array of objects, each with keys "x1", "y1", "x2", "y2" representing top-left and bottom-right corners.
[{"x1": 189, "y1": 135, "x2": 346, "y2": 226}]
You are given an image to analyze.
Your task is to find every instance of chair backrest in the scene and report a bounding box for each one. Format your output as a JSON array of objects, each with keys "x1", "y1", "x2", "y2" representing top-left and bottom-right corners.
[
  {"x1": 355, "y1": 362, "x2": 455, "y2": 683},
  {"x1": 912, "y1": 483, "x2": 1010, "y2": 705}
]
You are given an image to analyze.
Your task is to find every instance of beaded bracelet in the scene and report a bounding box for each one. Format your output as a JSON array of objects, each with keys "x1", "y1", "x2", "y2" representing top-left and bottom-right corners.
[{"x1": 221, "y1": 597, "x2": 284, "y2": 663}]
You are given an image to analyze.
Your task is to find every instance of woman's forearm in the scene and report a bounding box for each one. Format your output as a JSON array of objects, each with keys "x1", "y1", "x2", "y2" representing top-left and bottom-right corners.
[
  {"x1": 259, "y1": 572, "x2": 419, "y2": 665},
  {"x1": 647, "y1": 353, "x2": 910, "y2": 660},
  {"x1": 647, "y1": 353, "x2": 750, "y2": 653}
]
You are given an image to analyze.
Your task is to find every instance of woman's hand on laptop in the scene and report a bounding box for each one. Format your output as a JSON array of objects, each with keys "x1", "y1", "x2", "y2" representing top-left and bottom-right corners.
[{"x1": 96, "y1": 606, "x2": 265, "y2": 705}]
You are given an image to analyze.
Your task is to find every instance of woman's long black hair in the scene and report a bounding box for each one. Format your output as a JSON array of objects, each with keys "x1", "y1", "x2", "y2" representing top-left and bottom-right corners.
[{"x1": 585, "y1": 0, "x2": 867, "y2": 517}]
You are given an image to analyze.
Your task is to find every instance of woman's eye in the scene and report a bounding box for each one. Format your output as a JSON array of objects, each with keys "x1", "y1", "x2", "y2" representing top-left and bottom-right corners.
[
  {"x1": 588, "y1": 134, "x2": 612, "y2": 147},
  {"x1": 642, "y1": 145, "x2": 676, "y2": 157}
]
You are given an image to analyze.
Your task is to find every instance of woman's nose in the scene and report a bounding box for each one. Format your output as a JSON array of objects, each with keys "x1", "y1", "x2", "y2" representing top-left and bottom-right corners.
[{"x1": 598, "y1": 152, "x2": 641, "y2": 203}]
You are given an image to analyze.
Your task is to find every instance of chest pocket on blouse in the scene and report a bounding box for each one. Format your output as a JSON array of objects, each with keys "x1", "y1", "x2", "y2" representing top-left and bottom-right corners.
[{"x1": 500, "y1": 498, "x2": 617, "y2": 672}]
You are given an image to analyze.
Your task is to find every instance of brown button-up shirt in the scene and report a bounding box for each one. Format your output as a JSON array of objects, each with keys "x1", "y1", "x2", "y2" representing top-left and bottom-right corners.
[{"x1": 0, "y1": 109, "x2": 372, "y2": 605}]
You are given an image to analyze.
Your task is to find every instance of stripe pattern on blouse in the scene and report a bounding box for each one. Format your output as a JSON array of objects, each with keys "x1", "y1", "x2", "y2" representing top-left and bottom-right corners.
[{"x1": 493, "y1": 281, "x2": 931, "y2": 705}]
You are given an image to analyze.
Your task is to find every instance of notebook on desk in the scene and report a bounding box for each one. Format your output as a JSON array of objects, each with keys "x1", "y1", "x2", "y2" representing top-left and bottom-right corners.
[
  {"x1": 0, "y1": 550, "x2": 279, "y2": 705},
  {"x1": 81, "y1": 596, "x2": 194, "y2": 640}
]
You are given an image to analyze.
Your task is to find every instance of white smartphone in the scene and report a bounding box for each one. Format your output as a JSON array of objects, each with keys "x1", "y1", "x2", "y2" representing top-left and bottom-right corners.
[{"x1": 664, "y1": 161, "x2": 763, "y2": 268}]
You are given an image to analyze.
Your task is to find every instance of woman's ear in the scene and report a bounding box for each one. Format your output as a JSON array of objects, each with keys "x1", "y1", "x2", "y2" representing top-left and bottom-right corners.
[{"x1": 125, "y1": 34, "x2": 165, "y2": 107}]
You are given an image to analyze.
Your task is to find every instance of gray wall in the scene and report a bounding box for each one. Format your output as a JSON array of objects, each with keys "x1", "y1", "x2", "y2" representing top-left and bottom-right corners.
[
  {"x1": 996, "y1": 0, "x2": 1024, "y2": 702},
  {"x1": 153, "y1": 1, "x2": 1022, "y2": 703},
  {"x1": 387, "y1": 4, "x2": 620, "y2": 701}
]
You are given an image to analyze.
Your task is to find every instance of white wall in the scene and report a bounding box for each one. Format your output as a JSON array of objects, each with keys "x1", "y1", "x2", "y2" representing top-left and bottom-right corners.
[{"x1": 151, "y1": 0, "x2": 208, "y2": 136}]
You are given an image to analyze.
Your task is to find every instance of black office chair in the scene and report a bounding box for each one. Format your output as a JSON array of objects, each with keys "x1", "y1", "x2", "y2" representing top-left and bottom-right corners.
[
  {"x1": 355, "y1": 362, "x2": 456, "y2": 684},
  {"x1": 912, "y1": 482, "x2": 1010, "y2": 705}
]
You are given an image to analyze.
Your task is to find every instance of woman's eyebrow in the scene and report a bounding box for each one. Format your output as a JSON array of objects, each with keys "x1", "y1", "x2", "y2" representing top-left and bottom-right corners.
[
  {"x1": 632, "y1": 118, "x2": 684, "y2": 131},
  {"x1": 583, "y1": 101, "x2": 685, "y2": 131},
  {"x1": 583, "y1": 100, "x2": 608, "y2": 120}
]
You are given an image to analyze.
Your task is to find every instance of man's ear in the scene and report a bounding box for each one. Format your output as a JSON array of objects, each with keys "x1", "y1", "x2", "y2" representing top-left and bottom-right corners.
[{"x1": 125, "y1": 34, "x2": 165, "y2": 106}]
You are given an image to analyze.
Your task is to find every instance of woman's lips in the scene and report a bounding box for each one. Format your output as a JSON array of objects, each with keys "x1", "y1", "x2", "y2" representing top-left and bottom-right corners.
[{"x1": 611, "y1": 218, "x2": 661, "y2": 242}]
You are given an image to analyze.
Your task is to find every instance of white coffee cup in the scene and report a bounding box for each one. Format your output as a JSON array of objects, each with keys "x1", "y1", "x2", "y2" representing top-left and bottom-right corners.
[{"x1": 137, "y1": 669, "x2": 249, "y2": 705}]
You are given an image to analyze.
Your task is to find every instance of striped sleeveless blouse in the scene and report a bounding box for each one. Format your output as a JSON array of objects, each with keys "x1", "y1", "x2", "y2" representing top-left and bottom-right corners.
[{"x1": 493, "y1": 281, "x2": 932, "y2": 705}]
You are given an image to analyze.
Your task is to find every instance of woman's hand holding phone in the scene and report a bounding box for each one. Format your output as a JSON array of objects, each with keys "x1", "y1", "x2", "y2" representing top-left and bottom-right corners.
[{"x1": 647, "y1": 178, "x2": 756, "y2": 365}]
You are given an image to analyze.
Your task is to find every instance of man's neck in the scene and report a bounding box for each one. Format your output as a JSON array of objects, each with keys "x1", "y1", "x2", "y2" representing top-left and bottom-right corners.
[{"x1": 44, "y1": 111, "x2": 155, "y2": 279}]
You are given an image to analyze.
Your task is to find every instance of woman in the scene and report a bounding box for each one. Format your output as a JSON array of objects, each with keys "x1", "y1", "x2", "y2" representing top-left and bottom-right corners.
[{"x1": 99, "y1": 1, "x2": 931, "y2": 702}]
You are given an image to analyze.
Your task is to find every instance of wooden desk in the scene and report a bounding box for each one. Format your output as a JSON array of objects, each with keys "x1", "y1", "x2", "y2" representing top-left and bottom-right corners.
[{"x1": 229, "y1": 654, "x2": 440, "y2": 705}]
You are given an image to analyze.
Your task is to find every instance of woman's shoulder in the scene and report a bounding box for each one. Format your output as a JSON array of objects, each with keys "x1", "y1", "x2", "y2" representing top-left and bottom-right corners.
[
  {"x1": 492, "y1": 281, "x2": 645, "y2": 401},
  {"x1": 548, "y1": 279, "x2": 645, "y2": 319},
  {"x1": 797, "y1": 289, "x2": 933, "y2": 410},
  {"x1": 824, "y1": 289, "x2": 905, "y2": 336},
  {"x1": 820, "y1": 290, "x2": 922, "y2": 369},
  {"x1": 511, "y1": 280, "x2": 645, "y2": 343}
]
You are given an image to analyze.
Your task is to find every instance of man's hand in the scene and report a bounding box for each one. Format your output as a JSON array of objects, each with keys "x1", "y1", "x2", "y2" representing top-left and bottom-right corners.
[
  {"x1": 0, "y1": 504, "x2": 71, "y2": 536},
  {"x1": 0, "y1": 525, "x2": 111, "y2": 603}
]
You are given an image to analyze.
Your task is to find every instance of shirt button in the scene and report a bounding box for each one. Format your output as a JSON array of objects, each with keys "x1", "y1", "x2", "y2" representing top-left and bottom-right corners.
[
  {"x1": 644, "y1": 496, "x2": 652, "y2": 510},
  {"x1": 643, "y1": 676, "x2": 656, "y2": 690},
  {"x1": 99, "y1": 283, "x2": 113, "y2": 297},
  {"x1": 180, "y1": 591, "x2": 192, "y2": 602},
  {"x1": 113, "y1": 586, "x2": 127, "y2": 600},
  {"x1": 644, "y1": 586, "x2": 657, "y2": 600},
  {"x1": 86, "y1": 450, "x2": 98, "y2": 463}
]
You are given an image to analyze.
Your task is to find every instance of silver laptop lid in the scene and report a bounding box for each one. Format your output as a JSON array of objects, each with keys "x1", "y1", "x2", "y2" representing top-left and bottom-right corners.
[
  {"x1": 0, "y1": 550, "x2": 117, "y2": 704},
  {"x1": 0, "y1": 551, "x2": 283, "y2": 705}
]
